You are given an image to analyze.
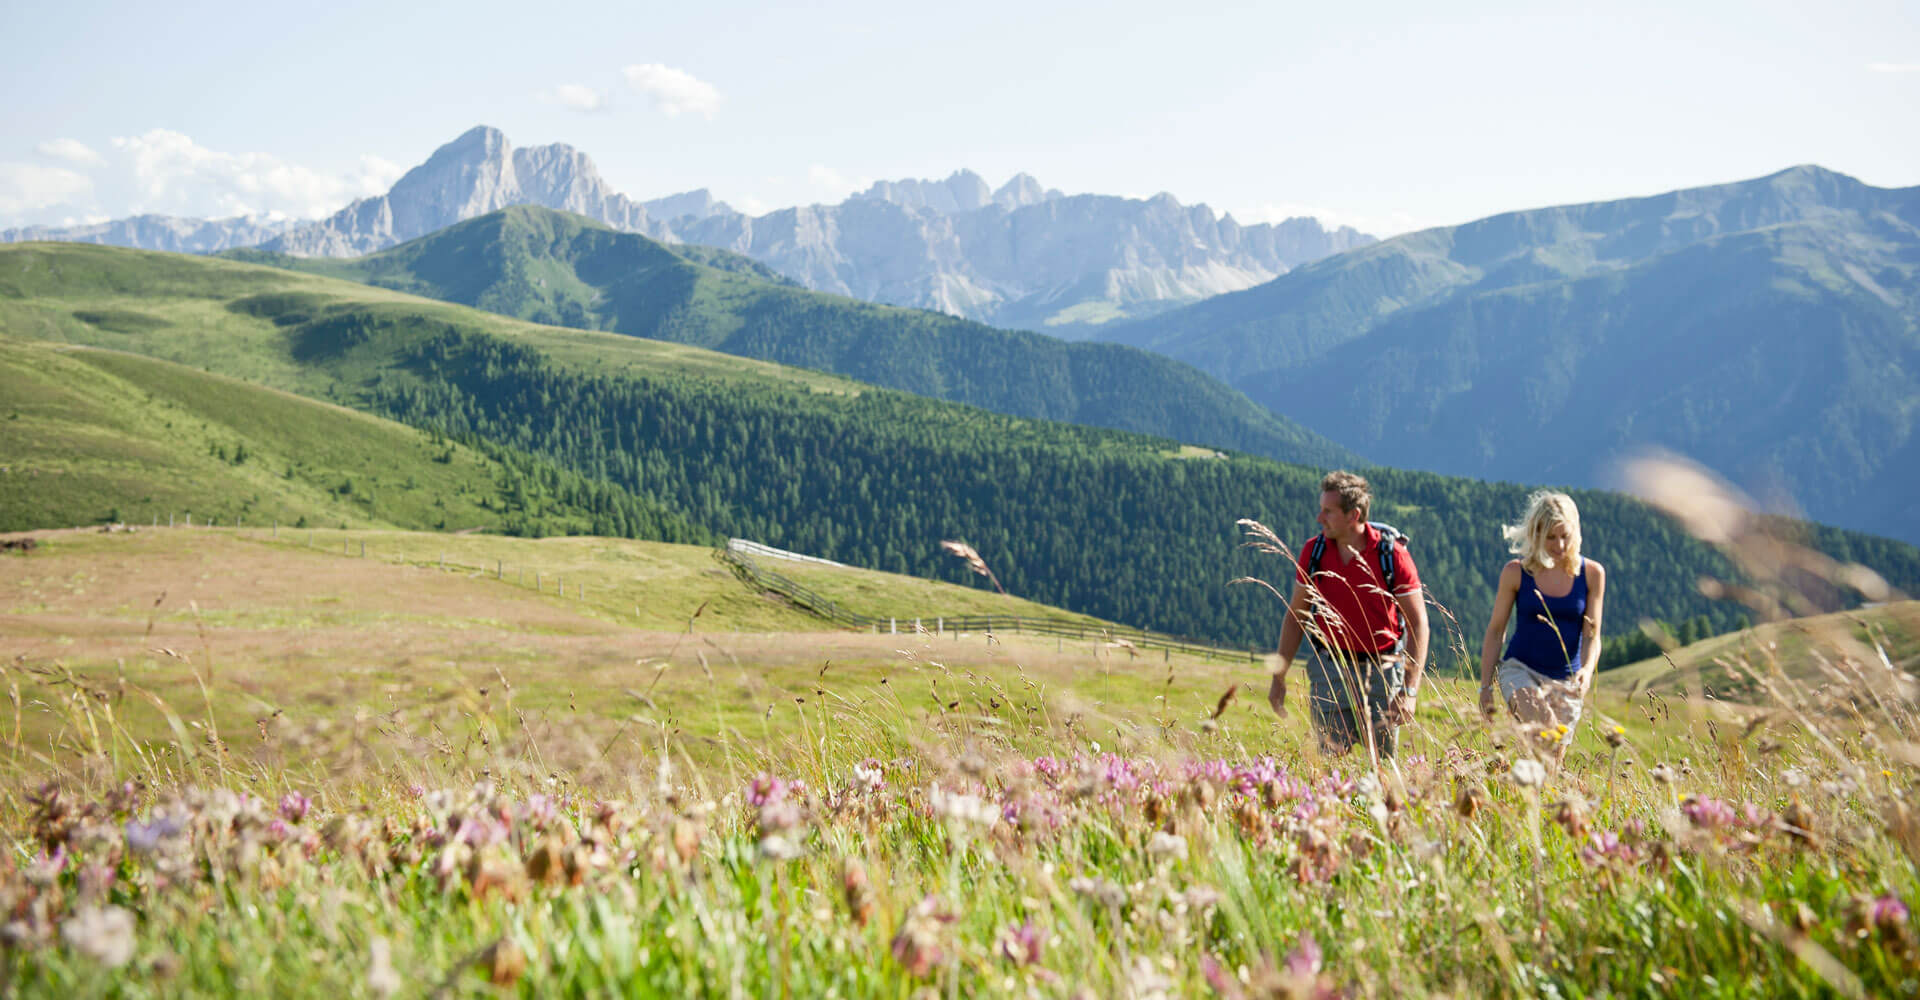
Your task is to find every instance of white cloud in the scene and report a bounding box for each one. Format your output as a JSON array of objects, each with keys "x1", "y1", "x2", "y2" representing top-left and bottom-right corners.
[
  {"x1": 1866, "y1": 62, "x2": 1920, "y2": 74},
  {"x1": 732, "y1": 195, "x2": 770, "y2": 216},
  {"x1": 550, "y1": 83, "x2": 609, "y2": 112},
  {"x1": 622, "y1": 63, "x2": 723, "y2": 118},
  {"x1": 107, "y1": 128, "x2": 388, "y2": 220},
  {"x1": 0, "y1": 163, "x2": 94, "y2": 218},
  {"x1": 35, "y1": 138, "x2": 104, "y2": 167},
  {"x1": 352, "y1": 154, "x2": 405, "y2": 196}
]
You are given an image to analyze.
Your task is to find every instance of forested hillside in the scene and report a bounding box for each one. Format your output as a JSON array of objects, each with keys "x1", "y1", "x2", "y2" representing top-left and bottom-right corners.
[
  {"x1": 222, "y1": 206, "x2": 1357, "y2": 469},
  {"x1": 7, "y1": 243, "x2": 1917, "y2": 659},
  {"x1": 1104, "y1": 166, "x2": 1920, "y2": 543}
]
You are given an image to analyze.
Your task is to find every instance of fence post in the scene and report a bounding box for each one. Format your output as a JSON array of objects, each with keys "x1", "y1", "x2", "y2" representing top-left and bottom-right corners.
[
  {"x1": 360, "y1": 541, "x2": 365, "y2": 558},
  {"x1": 889, "y1": 617, "x2": 896, "y2": 635},
  {"x1": 937, "y1": 617, "x2": 943, "y2": 636},
  {"x1": 168, "y1": 513, "x2": 174, "y2": 528},
  {"x1": 184, "y1": 513, "x2": 191, "y2": 528},
  {"x1": 273, "y1": 520, "x2": 277, "y2": 538}
]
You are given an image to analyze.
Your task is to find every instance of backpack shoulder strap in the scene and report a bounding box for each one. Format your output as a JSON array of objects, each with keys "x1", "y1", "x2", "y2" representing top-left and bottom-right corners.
[
  {"x1": 1307, "y1": 533, "x2": 1328, "y2": 576},
  {"x1": 1369, "y1": 521, "x2": 1408, "y2": 594}
]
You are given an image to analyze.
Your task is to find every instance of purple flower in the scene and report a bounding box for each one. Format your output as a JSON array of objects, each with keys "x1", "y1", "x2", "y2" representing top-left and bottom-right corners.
[
  {"x1": 747, "y1": 774, "x2": 789, "y2": 807},
  {"x1": 1283, "y1": 932, "x2": 1322, "y2": 978},
  {"x1": 278, "y1": 793, "x2": 311, "y2": 824},
  {"x1": 1682, "y1": 795, "x2": 1738, "y2": 830},
  {"x1": 125, "y1": 816, "x2": 183, "y2": 854},
  {"x1": 1870, "y1": 894, "x2": 1910, "y2": 931},
  {"x1": 996, "y1": 920, "x2": 1044, "y2": 966}
]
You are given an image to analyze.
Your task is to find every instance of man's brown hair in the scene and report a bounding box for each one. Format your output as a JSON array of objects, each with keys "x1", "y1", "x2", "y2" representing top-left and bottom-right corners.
[{"x1": 1320, "y1": 470, "x2": 1371, "y2": 521}]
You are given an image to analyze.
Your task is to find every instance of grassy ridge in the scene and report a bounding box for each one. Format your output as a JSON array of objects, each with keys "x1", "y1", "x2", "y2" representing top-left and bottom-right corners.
[{"x1": 0, "y1": 336, "x2": 705, "y2": 540}]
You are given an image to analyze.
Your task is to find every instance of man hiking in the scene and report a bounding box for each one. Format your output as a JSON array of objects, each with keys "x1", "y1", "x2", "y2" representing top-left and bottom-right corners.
[{"x1": 1267, "y1": 471, "x2": 1430, "y2": 760}]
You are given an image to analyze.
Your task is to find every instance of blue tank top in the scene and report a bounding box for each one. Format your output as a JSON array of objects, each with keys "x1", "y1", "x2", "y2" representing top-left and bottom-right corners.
[{"x1": 1503, "y1": 559, "x2": 1587, "y2": 680}]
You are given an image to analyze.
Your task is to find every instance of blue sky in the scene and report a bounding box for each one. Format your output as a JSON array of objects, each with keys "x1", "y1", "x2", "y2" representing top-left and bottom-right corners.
[{"x1": 2, "y1": 0, "x2": 1915, "y2": 236}]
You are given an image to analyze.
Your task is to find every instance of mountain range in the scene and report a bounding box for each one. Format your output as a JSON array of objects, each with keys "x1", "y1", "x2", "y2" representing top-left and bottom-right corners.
[
  {"x1": 223, "y1": 205, "x2": 1358, "y2": 469},
  {"x1": 1103, "y1": 165, "x2": 1920, "y2": 543},
  {"x1": 12, "y1": 241, "x2": 1915, "y2": 649},
  {"x1": 2, "y1": 125, "x2": 1370, "y2": 334}
]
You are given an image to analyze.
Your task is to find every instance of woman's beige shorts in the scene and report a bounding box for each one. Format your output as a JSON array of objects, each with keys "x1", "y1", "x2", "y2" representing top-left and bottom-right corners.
[{"x1": 1496, "y1": 658, "x2": 1584, "y2": 745}]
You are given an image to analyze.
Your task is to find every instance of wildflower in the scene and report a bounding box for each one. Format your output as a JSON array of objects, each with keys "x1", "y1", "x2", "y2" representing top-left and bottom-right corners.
[
  {"x1": 1147, "y1": 831, "x2": 1188, "y2": 862},
  {"x1": 278, "y1": 793, "x2": 311, "y2": 824},
  {"x1": 60, "y1": 905, "x2": 136, "y2": 968},
  {"x1": 1605, "y1": 725, "x2": 1627, "y2": 748},
  {"x1": 1649, "y1": 763, "x2": 1678, "y2": 785},
  {"x1": 1869, "y1": 894, "x2": 1910, "y2": 935},
  {"x1": 477, "y1": 937, "x2": 526, "y2": 987},
  {"x1": 930, "y1": 786, "x2": 998, "y2": 829},
  {"x1": 842, "y1": 859, "x2": 876, "y2": 926},
  {"x1": 1068, "y1": 875, "x2": 1129, "y2": 910},
  {"x1": 125, "y1": 815, "x2": 184, "y2": 855},
  {"x1": 671, "y1": 818, "x2": 702, "y2": 864},
  {"x1": 367, "y1": 938, "x2": 401, "y2": 999},
  {"x1": 1681, "y1": 795, "x2": 1738, "y2": 830},
  {"x1": 758, "y1": 833, "x2": 805, "y2": 861},
  {"x1": 1510, "y1": 759, "x2": 1547, "y2": 788},
  {"x1": 851, "y1": 759, "x2": 886, "y2": 793},
  {"x1": 1127, "y1": 956, "x2": 1175, "y2": 1000},
  {"x1": 1849, "y1": 892, "x2": 1913, "y2": 944},
  {"x1": 1283, "y1": 932, "x2": 1322, "y2": 978},
  {"x1": 1552, "y1": 797, "x2": 1591, "y2": 839},
  {"x1": 747, "y1": 774, "x2": 789, "y2": 808},
  {"x1": 997, "y1": 920, "x2": 1045, "y2": 966},
  {"x1": 1780, "y1": 799, "x2": 1820, "y2": 847},
  {"x1": 890, "y1": 895, "x2": 956, "y2": 978},
  {"x1": 1781, "y1": 767, "x2": 1807, "y2": 788},
  {"x1": 1455, "y1": 784, "x2": 1486, "y2": 819}
]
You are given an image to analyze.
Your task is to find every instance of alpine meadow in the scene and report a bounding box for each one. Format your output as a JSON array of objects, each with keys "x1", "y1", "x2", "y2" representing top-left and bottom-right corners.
[{"x1": 3, "y1": 66, "x2": 1920, "y2": 998}]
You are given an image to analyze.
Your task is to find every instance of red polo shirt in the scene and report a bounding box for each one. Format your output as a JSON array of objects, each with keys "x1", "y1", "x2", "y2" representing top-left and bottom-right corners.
[{"x1": 1295, "y1": 524, "x2": 1421, "y2": 654}]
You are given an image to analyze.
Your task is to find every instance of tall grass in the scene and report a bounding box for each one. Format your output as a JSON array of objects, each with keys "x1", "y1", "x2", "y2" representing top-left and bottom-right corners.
[{"x1": 1, "y1": 459, "x2": 1915, "y2": 997}]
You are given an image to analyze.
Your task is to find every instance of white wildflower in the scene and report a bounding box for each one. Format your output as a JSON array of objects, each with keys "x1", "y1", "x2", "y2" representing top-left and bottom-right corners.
[
  {"x1": 61, "y1": 905, "x2": 135, "y2": 968},
  {"x1": 1510, "y1": 759, "x2": 1547, "y2": 788},
  {"x1": 758, "y1": 833, "x2": 806, "y2": 861},
  {"x1": 1147, "y1": 831, "x2": 1188, "y2": 861},
  {"x1": 930, "y1": 785, "x2": 998, "y2": 829}
]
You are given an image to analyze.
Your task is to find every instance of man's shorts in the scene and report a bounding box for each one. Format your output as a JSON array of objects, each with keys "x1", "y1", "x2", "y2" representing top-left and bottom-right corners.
[
  {"x1": 1496, "y1": 658, "x2": 1584, "y2": 745},
  {"x1": 1304, "y1": 643, "x2": 1406, "y2": 758}
]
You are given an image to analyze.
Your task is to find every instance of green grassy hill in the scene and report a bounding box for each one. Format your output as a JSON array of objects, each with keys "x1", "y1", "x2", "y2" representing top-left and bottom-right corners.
[
  {"x1": 221, "y1": 205, "x2": 1359, "y2": 469},
  {"x1": 6, "y1": 242, "x2": 1919, "y2": 654},
  {"x1": 1597, "y1": 599, "x2": 1920, "y2": 705},
  {"x1": 0, "y1": 336, "x2": 706, "y2": 540}
]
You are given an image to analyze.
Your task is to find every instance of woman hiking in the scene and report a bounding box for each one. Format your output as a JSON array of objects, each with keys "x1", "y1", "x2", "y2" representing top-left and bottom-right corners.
[{"x1": 1477, "y1": 491, "x2": 1606, "y2": 767}]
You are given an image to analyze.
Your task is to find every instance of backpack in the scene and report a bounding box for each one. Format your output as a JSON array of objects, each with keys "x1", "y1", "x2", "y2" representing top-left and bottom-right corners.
[{"x1": 1307, "y1": 521, "x2": 1411, "y2": 595}]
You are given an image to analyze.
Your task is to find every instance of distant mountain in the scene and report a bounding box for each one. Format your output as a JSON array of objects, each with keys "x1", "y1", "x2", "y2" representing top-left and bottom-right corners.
[
  {"x1": 223, "y1": 205, "x2": 1361, "y2": 470},
  {"x1": 256, "y1": 126, "x2": 729, "y2": 256},
  {"x1": 1104, "y1": 165, "x2": 1920, "y2": 543},
  {"x1": 1, "y1": 213, "x2": 301, "y2": 253},
  {"x1": 6, "y1": 125, "x2": 1369, "y2": 334},
  {"x1": 676, "y1": 174, "x2": 1373, "y2": 334}
]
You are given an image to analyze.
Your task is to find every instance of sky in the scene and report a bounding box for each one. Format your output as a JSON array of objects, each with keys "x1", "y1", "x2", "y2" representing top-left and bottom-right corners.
[{"x1": 2, "y1": 0, "x2": 1916, "y2": 237}]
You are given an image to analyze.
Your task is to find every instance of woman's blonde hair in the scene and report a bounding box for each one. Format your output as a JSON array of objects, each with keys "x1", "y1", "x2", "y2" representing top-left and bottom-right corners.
[{"x1": 1503, "y1": 491, "x2": 1582, "y2": 572}]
